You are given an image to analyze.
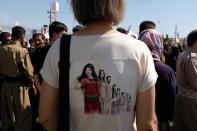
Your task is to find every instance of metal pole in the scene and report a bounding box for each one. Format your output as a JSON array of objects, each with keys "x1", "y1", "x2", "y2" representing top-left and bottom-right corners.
[
  {"x1": 47, "y1": 10, "x2": 52, "y2": 24},
  {"x1": 50, "y1": 10, "x2": 52, "y2": 24},
  {"x1": 175, "y1": 25, "x2": 177, "y2": 44}
]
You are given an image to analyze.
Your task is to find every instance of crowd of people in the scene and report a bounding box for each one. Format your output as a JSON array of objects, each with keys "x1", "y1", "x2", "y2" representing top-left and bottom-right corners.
[{"x1": 0, "y1": 0, "x2": 197, "y2": 131}]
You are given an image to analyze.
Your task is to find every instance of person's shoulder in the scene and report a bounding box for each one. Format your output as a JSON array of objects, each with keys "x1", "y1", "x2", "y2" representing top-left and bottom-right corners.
[
  {"x1": 111, "y1": 33, "x2": 147, "y2": 49},
  {"x1": 41, "y1": 45, "x2": 51, "y2": 54},
  {"x1": 2, "y1": 43, "x2": 22, "y2": 52},
  {"x1": 114, "y1": 33, "x2": 141, "y2": 42},
  {"x1": 43, "y1": 45, "x2": 51, "y2": 49},
  {"x1": 177, "y1": 49, "x2": 191, "y2": 62},
  {"x1": 17, "y1": 46, "x2": 29, "y2": 54},
  {"x1": 0, "y1": 43, "x2": 12, "y2": 49},
  {"x1": 109, "y1": 33, "x2": 150, "y2": 56},
  {"x1": 0, "y1": 44, "x2": 6, "y2": 50},
  {"x1": 155, "y1": 62, "x2": 175, "y2": 75},
  {"x1": 0, "y1": 45, "x2": 6, "y2": 53}
]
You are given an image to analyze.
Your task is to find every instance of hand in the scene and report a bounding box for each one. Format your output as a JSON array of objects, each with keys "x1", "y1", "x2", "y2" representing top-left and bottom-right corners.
[
  {"x1": 30, "y1": 84, "x2": 37, "y2": 95},
  {"x1": 35, "y1": 83, "x2": 42, "y2": 93},
  {"x1": 33, "y1": 74, "x2": 42, "y2": 93}
]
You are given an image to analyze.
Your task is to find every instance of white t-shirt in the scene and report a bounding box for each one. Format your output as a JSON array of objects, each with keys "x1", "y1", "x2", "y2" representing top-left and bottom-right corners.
[{"x1": 40, "y1": 33, "x2": 158, "y2": 131}]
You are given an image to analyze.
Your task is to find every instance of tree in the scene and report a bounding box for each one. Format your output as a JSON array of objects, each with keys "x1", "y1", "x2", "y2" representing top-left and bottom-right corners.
[{"x1": 163, "y1": 34, "x2": 170, "y2": 43}]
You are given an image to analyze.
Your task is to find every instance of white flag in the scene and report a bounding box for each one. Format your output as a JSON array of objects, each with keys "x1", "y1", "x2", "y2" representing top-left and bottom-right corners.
[
  {"x1": 176, "y1": 32, "x2": 179, "y2": 43},
  {"x1": 50, "y1": 1, "x2": 59, "y2": 12},
  {"x1": 56, "y1": 2, "x2": 60, "y2": 12},
  {"x1": 127, "y1": 25, "x2": 138, "y2": 39}
]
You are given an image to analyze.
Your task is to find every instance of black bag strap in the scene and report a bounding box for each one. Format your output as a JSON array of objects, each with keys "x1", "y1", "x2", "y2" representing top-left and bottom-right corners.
[{"x1": 58, "y1": 35, "x2": 71, "y2": 131}]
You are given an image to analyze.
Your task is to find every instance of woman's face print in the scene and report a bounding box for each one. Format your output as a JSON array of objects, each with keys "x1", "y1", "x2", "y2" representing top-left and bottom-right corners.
[
  {"x1": 85, "y1": 67, "x2": 92, "y2": 77},
  {"x1": 107, "y1": 77, "x2": 111, "y2": 83},
  {"x1": 100, "y1": 71, "x2": 105, "y2": 78}
]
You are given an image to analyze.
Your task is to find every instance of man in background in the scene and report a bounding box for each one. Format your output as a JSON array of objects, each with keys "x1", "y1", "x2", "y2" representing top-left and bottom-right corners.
[
  {"x1": 0, "y1": 26, "x2": 36, "y2": 131},
  {"x1": 31, "y1": 21, "x2": 67, "y2": 93},
  {"x1": 29, "y1": 33, "x2": 46, "y2": 131},
  {"x1": 48, "y1": 21, "x2": 67, "y2": 45},
  {"x1": 30, "y1": 21, "x2": 67, "y2": 131},
  {"x1": 174, "y1": 29, "x2": 197, "y2": 131}
]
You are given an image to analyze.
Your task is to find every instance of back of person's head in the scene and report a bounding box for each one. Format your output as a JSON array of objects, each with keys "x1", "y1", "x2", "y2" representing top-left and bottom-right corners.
[
  {"x1": 187, "y1": 29, "x2": 197, "y2": 47},
  {"x1": 33, "y1": 33, "x2": 45, "y2": 40},
  {"x1": 29, "y1": 38, "x2": 33, "y2": 44},
  {"x1": 72, "y1": 25, "x2": 84, "y2": 33},
  {"x1": 49, "y1": 21, "x2": 68, "y2": 39},
  {"x1": 116, "y1": 27, "x2": 127, "y2": 34},
  {"x1": 71, "y1": 0, "x2": 125, "y2": 26},
  {"x1": 139, "y1": 21, "x2": 156, "y2": 34},
  {"x1": 29, "y1": 38, "x2": 35, "y2": 47},
  {"x1": 12, "y1": 26, "x2": 26, "y2": 40}
]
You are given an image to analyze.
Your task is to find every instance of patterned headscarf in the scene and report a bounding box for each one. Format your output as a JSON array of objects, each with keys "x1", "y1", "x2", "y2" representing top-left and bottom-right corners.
[{"x1": 139, "y1": 29, "x2": 163, "y2": 61}]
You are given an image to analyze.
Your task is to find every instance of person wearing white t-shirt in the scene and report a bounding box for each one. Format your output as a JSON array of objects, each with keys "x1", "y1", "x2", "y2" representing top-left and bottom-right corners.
[{"x1": 39, "y1": 0, "x2": 158, "y2": 131}]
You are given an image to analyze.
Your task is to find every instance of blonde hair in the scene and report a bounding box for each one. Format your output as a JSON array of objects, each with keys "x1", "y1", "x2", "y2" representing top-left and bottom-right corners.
[{"x1": 71, "y1": 0, "x2": 125, "y2": 26}]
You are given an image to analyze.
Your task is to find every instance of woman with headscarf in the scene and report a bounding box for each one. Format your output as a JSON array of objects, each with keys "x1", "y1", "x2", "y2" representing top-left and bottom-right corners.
[{"x1": 139, "y1": 28, "x2": 176, "y2": 131}]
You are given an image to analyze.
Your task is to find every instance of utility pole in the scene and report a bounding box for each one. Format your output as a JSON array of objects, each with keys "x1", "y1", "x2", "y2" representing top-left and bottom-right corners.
[
  {"x1": 47, "y1": 10, "x2": 52, "y2": 24},
  {"x1": 48, "y1": 1, "x2": 58, "y2": 24}
]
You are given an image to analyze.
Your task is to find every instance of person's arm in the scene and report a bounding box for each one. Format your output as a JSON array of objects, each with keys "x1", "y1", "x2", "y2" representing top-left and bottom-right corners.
[
  {"x1": 18, "y1": 50, "x2": 35, "y2": 87},
  {"x1": 33, "y1": 74, "x2": 42, "y2": 93},
  {"x1": 135, "y1": 86, "x2": 158, "y2": 131},
  {"x1": 39, "y1": 80, "x2": 59, "y2": 131}
]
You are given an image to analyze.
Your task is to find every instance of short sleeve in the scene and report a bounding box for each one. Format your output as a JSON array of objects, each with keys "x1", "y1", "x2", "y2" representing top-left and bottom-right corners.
[
  {"x1": 81, "y1": 79, "x2": 86, "y2": 88},
  {"x1": 137, "y1": 43, "x2": 158, "y2": 92},
  {"x1": 40, "y1": 39, "x2": 61, "y2": 88}
]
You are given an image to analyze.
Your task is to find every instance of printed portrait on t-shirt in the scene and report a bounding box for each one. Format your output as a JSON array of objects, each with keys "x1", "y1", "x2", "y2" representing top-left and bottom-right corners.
[
  {"x1": 77, "y1": 63, "x2": 102, "y2": 114},
  {"x1": 76, "y1": 63, "x2": 132, "y2": 115}
]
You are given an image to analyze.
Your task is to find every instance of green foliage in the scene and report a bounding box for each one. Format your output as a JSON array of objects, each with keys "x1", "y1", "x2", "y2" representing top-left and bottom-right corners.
[{"x1": 163, "y1": 34, "x2": 170, "y2": 43}]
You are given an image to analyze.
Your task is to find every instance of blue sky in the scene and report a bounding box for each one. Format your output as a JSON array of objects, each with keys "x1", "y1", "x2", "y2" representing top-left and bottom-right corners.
[{"x1": 0, "y1": 0, "x2": 197, "y2": 38}]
